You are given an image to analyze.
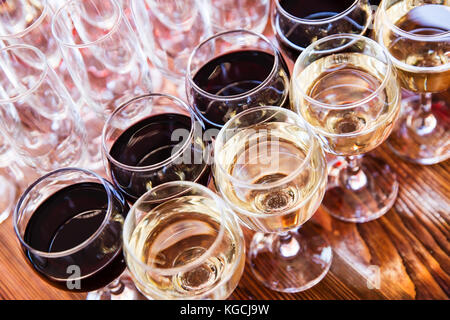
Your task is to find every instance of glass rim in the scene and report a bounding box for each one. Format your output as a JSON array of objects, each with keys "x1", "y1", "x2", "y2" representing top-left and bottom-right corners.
[
  {"x1": 51, "y1": 0, "x2": 123, "y2": 49},
  {"x1": 214, "y1": 106, "x2": 316, "y2": 191},
  {"x1": 186, "y1": 29, "x2": 281, "y2": 102},
  {"x1": 274, "y1": 0, "x2": 361, "y2": 24},
  {"x1": 293, "y1": 33, "x2": 394, "y2": 111},
  {"x1": 378, "y1": 1, "x2": 450, "y2": 73},
  {"x1": 0, "y1": 44, "x2": 48, "y2": 104},
  {"x1": 0, "y1": 0, "x2": 50, "y2": 40},
  {"x1": 123, "y1": 181, "x2": 241, "y2": 280},
  {"x1": 13, "y1": 167, "x2": 115, "y2": 259},
  {"x1": 102, "y1": 93, "x2": 203, "y2": 172},
  {"x1": 380, "y1": 1, "x2": 450, "y2": 41}
]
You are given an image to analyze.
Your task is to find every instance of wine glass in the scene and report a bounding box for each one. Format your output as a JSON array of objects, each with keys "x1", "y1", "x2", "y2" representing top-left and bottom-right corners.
[
  {"x1": 292, "y1": 34, "x2": 401, "y2": 223},
  {"x1": 186, "y1": 29, "x2": 291, "y2": 131},
  {"x1": 0, "y1": 0, "x2": 105, "y2": 174},
  {"x1": 102, "y1": 93, "x2": 210, "y2": 204},
  {"x1": 131, "y1": 0, "x2": 212, "y2": 92},
  {"x1": 13, "y1": 167, "x2": 139, "y2": 299},
  {"x1": 0, "y1": 44, "x2": 87, "y2": 174},
  {"x1": 123, "y1": 181, "x2": 245, "y2": 299},
  {"x1": 214, "y1": 106, "x2": 331, "y2": 293},
  {"x1": 51, "y1": 0, "x2": 153, "y2": 117},
  {"x1": 375, "y1": 0, "x2": 450, "y2": 165},
  {"x1": 271, "y1": 0, "x2": 372, "y2": 63},
  {"x1": 209, "y1": 0, "x2": 270, "y2": 34}
]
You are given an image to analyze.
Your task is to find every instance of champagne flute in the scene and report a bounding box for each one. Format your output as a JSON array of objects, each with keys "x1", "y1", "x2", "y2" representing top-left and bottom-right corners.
[
  {"x1": 209, "y1": 0, "x2": 270, "y2": 34},
  {"x1": 214, "y1": 106, "x2": 331, "y2": 293},
  {"x1": 375, "y1": 0, "x2": 450, "y2": 164},
  {"x1": 0, "y1": 0, "x2": 105, "y2": 173},
  {"x1": 292, "y1": 34, "x2": 401, "y2": 223},
  {"x1": 123, "y1": 181, "x2": 245, "y2": 299},
  {"x1": 0, "y1": 44, "x2": 87, "y2": 174},
  {"x1": 51, "y1": 0, "x2": 152, "y2": 117},
  {"x1": 271, "y1": 0, "x2": 372, "y2": 63},
  {"x1": 131, "y1": 0, "x2": 212, "y2": 94},
  {"x1": 13, "y1": 167, "x2": 139, "y2": 299}
]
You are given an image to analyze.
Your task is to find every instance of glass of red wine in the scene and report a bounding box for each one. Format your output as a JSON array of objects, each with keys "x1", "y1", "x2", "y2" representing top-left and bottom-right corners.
[
  {"x1": 102, "y1": 93, "x2": 210, "y2": 204},
  {"x1": 13, "y1": 167, "x2": 140, "y2": 299},
  {"x1": 271, "y1": 0, "x2": 373, "y2": 62},
  {"x1": 186, "y1": 29, "x2": 291, "y2": 131}
]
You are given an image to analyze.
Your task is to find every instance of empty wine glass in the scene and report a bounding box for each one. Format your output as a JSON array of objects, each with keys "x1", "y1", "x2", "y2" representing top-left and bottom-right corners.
[
  {"x1": 375, "y1": 0, "x2": 450, "y2": 165},
  {"x1": 0, "y1": 44, "x2": 87, "y2": 174},
  {"x1": 292, "y1": 34, "x2": 401, "y2": 223},
  {"x1": 209, "y1": 0, "x2": 270, "y2": 34},
  {"x1": 51, "y1": 0, "x2": 153, "y2": 117},
  {"x1": 123, "y1": 181, "x2": 245, "y2": 299},
  {"x1": 214, "y1": 106, "x2": 331, "y2": 292},
  {"x1": 271, "y1": 0, "x2": 372, "y2": 62},
  {"x1": 13, "y1": 167, "x2": 141, "y2": 300},
  {"x1": 102, "y1": 93, "x2": 210, "y2": 204}
]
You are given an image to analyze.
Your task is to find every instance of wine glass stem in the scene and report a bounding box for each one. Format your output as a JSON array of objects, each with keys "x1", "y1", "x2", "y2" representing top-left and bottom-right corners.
[
  {"x1": 408, "y1": 92, "x2": 437, "y2": 136},
  {"x1": 343, "y1": 155, "x2": 367, "y2": 191}
]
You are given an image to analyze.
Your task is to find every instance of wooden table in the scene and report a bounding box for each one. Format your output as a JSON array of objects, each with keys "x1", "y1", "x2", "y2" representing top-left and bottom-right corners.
[{"x1": 0, "y1": 22, "x2": 448, "y2": 301}]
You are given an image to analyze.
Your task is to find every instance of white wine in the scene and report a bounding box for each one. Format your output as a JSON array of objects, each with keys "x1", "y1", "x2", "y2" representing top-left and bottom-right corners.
[
  {"x1": 381, "y1": 3, "x2": 450, "y2": 93},
  {"x1": 126, "y1": 195, "x2": 244, "y2": 299},
  {"x1": 214, "y1": 121, "x2": 327, "y2": 232},
  {"x1": 293, "y1": 53, "x2": 400, "y2": 156}
]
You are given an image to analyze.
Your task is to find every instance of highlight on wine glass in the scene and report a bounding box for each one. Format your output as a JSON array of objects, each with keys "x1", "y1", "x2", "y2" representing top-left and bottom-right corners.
[
  {"x1": 213, "y1": 106, "x2": 331, "y2": 293},
  {"x1": 186, "y1": 29, "x2": 291, "y2": 130},
  {"x1": 0, "y1": 44, "x2": 87, "y2": 174},
  {"x1": 209, "y1": 0, "x2": 270, "y2": 34},
  {"x1": 292, "y1": 34, "x2": 402, "y2": 223},
  {"x1": 13, "y1": 167, "x2": 138, "y2": 300},
  {"x1": 271, "y1": 0, "x2": 373, "y2": 62},
  {"x1": 102, "y1": 93, "x2": 210, "y2": 204},
  {"x1": 131, "y1": 0, "x2": 212, "y2": 84},
  {"x1": 51, "y1": 0, "x2": 153, "y2": 117},
  {"x1": 0, "y1": 0, "x2": 106, "y2": 173},
  {"x1": 375, "y1": 0, "x2": 450, "y2": 165},
  {"x1": 123, "y1": 181, "x2": 245, "y2": 300}
]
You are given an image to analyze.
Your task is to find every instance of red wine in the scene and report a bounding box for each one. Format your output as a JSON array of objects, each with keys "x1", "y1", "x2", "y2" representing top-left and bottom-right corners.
[
  {"x1": 274, "y1": 0, "x2": 370, "y2": 61},
  {"x1": 190, "y1": 50, "x2": 290, "y2": 129},
  {"x1": 23, "y1": 182, "x2": 128, "y2": 292},
  {"x1": 108, "y1": 113, "x2": 210, "y2": 202}
]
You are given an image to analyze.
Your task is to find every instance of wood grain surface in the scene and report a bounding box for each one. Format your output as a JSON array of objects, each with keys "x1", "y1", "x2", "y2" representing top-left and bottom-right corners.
[{"x1": 0, "y1": 19, "x2": 448, "y2": 301}]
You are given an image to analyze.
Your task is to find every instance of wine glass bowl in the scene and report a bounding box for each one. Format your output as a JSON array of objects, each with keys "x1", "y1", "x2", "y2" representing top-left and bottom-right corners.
[
  {"x1": 13, "y1": 167, "x2": 129, "y2": 292},
  {"x1": 123, "y1": 181, "x2": 245, "y2": 300},
  {"x1": 102, "y1": 93, "x2": 210, "y2": 204},
  {"x1": 186, "y1": 29, "x2": 291, "y2": 130},
  {"x1": 271, "y1": 0, "x2": 372, "y2": 62}
]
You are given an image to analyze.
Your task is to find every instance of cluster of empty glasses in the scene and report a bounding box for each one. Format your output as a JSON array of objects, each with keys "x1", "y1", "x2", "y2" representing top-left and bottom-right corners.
[{"x1": 1, "y1": 0, "x2": 448, "y2": 299}]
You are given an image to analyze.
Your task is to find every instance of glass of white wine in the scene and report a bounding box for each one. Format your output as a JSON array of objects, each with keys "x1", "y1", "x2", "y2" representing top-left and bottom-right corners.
[
  {"x1": 123, "y1": 181, "x2": 245, "y2": 300},
  {"x1": 375, "y1": 0, "x2": 450, "y2": 165},
  {"x1": 213, "y1": 106, "x2": 331, "y2": 293},
  {"x1": 292, "y1": 34, "x2": 401, "y2": 223}
]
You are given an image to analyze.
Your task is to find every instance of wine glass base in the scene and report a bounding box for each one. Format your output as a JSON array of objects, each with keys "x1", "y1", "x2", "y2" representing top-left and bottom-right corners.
[
  {"x1": 387, "y1": 94, "x2": 450, "y2": 165},
  {"x1": 86, "y1": 271, "x2": 146, "y2": 300},
  {"x1": 248, "y1": 225, "x2": 332, "y2": 293},
  {"x1": 322, "y1": 155, "x2": 398, "y2": 223}
]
